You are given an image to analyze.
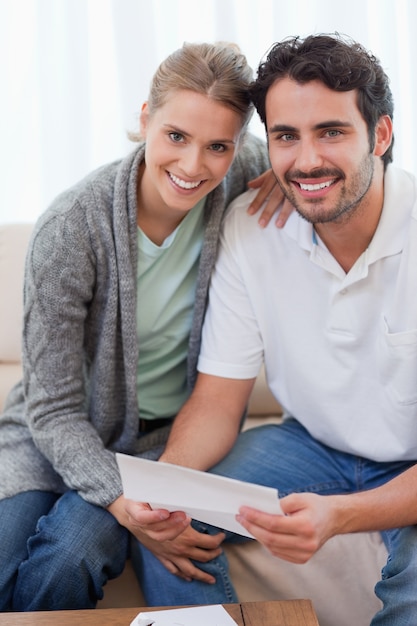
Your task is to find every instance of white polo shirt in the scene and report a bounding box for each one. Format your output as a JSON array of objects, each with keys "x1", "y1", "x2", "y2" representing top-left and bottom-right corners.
[{"x1": 198, "y1": 166, "x2": 417, "y2": 461}]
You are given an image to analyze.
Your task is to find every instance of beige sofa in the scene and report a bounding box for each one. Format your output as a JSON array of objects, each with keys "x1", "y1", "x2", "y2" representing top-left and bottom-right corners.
[{"x1": 0, "y1": 223, "x2": 388, "y2": 625}]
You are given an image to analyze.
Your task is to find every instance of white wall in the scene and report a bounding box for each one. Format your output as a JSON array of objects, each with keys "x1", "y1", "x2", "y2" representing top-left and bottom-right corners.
[{"x1": 1, "y1": 0, "x2": 415, "y2": 223}]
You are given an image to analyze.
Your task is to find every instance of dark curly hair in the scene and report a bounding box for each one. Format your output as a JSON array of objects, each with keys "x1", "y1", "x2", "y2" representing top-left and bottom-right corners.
[{"x1": 250, "y1": 33, "x2": 394, "y2": 168}]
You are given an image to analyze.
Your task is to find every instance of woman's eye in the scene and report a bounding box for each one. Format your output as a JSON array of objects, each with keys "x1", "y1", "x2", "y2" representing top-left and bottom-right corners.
[
  {"x1": 169, "y1": 132, "x2": 184, "y2": 143},
  {"x1": 210, "y1": 143, "x2": 226, "y2": 152}
]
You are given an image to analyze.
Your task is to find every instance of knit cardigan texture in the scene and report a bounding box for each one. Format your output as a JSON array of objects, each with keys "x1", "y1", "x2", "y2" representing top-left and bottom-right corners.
[{"x1": 0, "y1": 136, "x2": 269, "y2": 507}]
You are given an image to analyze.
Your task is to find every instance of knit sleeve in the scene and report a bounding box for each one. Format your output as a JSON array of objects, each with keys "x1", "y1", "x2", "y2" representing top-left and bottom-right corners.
[{"x1": 22, "y1": 201, "x2": 124, "y2": 507}]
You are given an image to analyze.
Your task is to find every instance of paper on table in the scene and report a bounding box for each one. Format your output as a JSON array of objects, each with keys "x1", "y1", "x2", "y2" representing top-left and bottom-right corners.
[
  {"x1": 130, "y1": 604, "x2": 238, "y2": 626},
  {"x1": 116, "y1": 453, "x2": 282, "y2": 538},
  {"x1": 130, "y1": 603, "x2": 238, "y2": 626}
]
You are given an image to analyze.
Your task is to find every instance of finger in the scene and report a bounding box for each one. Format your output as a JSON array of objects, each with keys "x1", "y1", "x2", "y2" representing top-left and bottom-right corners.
[
  {"x1": 157, "y1": 556, "x2": 193, "y2": 582},
  {"x1": 173, "y1": 544, "x2": 224, "y2": 563},
  {"x1": 233, "y1": 514, "x2": 298, "y2": 561},
  {"x1": 246, "y1": 171, "x2": 268, "y2": 189},
  {"x1": 142, "y1": 510, "x2": 189, "y2": 528},
  {"x1": 247, "y1": 180, "x2": 277, "y2": 216},
  {"x1": 129, "y1": 507, "x2": 171, "y2": 525},
  {"x1": 144, "y1": 520, "x2": 192, "y2": 543},
  {"x1": 274, "y1": 199, "x2": 294, "y2": 228},
  {"x1": 133, "y1": 512, "x2": 192, "y2": 542},
  {"x1": 124, "y1": 499, "x2": 173, "y2": 523},
  {"x1": 170, "y1": 558, "x2": 217, "y2": 585},
  {"x1": 236, "y1": 506, "x2": 292, "y2": 540},
  {"x1": 236, "y1": 507, "x2": 320, "y2": 562},
  {"x1": 256, "y1": 196, "x2": 280, "y2": 227},
  {"x1": 184, "y1": 528, "x2": 226, "y2": 549}
]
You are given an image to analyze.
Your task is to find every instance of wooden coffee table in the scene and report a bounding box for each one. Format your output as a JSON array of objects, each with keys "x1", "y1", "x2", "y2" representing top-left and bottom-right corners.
[{"x1": 0, "y1": 600, "x2": 319, "y2": 625}]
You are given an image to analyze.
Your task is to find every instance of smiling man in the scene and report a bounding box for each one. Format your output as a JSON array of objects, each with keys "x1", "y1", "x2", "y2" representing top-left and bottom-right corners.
[{"x1": 131, "y1": 34, "x2": 417, "y2": 624}]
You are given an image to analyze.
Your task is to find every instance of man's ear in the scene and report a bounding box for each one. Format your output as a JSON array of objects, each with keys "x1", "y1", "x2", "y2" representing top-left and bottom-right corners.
[
  {"x1": 374, "y1": 115, "x2": 393, "y2": 158},
  {"x1": 139, "y1": 102, "x2": 150, "y2": 138}
]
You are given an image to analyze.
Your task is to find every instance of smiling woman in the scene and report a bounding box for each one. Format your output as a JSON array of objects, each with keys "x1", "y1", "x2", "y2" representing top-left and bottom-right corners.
[
  {"x1": 136, "y1": 90, "x2": 243, "y2": 244},
  {"x1": 0, "y1": 41, "x2": 284, "y2": 611}
]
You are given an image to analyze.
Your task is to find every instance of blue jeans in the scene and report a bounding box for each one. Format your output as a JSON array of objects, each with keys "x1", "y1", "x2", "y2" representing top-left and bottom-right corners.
[
  {"x1": 134, "y1": 419, "x2": 417, "y2": 625},
  {"x1": 0, "y1": 490, "x2": 129, "y2": 610}
]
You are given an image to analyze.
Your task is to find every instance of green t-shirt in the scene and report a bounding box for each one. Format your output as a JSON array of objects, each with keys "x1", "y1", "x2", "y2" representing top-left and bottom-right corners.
[{"x1": 136, "y1": 199, "x2": 205, "y2": 420}]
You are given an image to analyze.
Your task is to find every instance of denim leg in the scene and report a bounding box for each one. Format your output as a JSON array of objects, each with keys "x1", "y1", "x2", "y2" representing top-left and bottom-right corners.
[
  {"x1": 7, "y1": 490, "x2": 129, "y2": 610},
  {"x1": 219, "y1": 422, "x2": 417, "y2": 623},
  {"x1": 210, "y1": 419, "x2": 355, "y2": 496},
  {"x1": 371, "y1": 526, "x2": 417, "y2": 625},
  {"x1": 0, "y1": 491, "x2": 58, "y2": 610},
  {"x1": 131, "y1": 519, "x2": 239, "y2": 606}
]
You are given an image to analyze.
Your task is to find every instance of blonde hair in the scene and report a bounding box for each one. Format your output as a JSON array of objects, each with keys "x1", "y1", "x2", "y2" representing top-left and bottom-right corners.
[{"x1": 130, "y1": 42, "x2": 254, "y2": 141}]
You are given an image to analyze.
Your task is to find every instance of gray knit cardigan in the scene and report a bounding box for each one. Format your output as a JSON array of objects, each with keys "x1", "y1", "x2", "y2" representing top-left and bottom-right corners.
[{"x1": 0, "y1": 137, "x2": 269, "y2": 507}]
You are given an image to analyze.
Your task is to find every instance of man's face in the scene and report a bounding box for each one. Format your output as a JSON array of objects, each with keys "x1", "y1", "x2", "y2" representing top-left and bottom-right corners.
[{"x1": 265, "y1": 77, "x2": 377, "y2": 225}]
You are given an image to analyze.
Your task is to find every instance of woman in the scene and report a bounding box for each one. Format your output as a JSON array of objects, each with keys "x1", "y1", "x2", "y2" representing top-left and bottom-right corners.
[{"x1": 0, "y1": 42, "x2": 288, "y2": 610}]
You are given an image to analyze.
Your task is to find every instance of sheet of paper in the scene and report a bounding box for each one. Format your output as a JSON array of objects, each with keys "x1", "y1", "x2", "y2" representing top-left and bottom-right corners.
[
  {"x1": 130, "y1": 603, "x2": 238, "y2": 626},
  {"x1": 116, "y1": 453, "x2": 282, "y2": 538}
]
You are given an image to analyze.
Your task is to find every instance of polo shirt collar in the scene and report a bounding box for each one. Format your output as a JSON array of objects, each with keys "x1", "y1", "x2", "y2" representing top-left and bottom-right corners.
[{"x1": 367, "y1": 165, "x2": 416, "y2": 263}]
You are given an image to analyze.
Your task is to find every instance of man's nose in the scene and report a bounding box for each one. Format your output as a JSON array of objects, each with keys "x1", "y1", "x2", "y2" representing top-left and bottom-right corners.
[{"x1": 294, "y1": 139, "x2": 324, "y2": 172}]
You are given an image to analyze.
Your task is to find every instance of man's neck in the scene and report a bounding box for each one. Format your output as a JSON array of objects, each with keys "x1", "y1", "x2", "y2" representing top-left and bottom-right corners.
[{"x1": 314, "y1": 171, "x2": 385, "y2": 274}]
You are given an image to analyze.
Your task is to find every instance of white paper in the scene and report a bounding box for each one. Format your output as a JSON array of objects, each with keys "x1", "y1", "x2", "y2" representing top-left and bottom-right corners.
[
  {"x1": 116, "y1": 453, "x2": 282, "y2": 538},
  {"x1": 130, "y1": 604, "x2": 238, "y2": 626}
]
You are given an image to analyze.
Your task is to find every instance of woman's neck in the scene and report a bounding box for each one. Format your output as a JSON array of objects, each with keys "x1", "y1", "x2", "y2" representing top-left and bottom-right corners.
[{"x1": 136, "y1": 163, "x2": 184, "y2": 246}]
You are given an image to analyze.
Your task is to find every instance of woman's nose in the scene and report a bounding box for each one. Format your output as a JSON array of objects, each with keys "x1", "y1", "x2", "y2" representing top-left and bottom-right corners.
[{"x1": 179, "y1": 147, "x2": 204, "y2": 177}]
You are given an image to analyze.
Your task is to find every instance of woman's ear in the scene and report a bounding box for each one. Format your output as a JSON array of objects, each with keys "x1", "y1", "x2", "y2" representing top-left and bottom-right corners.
[
  {"x1": 139, "y1": 102, "x2": 150, "y2": 138},
  {"x1": 374, "y1": 115, "x2": 393, "y2": 158}
]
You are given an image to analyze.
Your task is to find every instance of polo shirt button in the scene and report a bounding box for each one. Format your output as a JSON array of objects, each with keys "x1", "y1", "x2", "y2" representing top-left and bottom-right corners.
[{"x1": 340, "y1": 288, "x2": 348, "y2": 295}]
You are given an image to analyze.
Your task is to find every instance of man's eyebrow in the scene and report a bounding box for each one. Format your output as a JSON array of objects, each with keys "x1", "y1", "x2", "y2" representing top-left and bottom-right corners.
[
  {"x1": 314, "y1": 120, "x2": 353, "y2": 130},
  {"x1": 268, "y1": 124, "x2": 296, "y2": 135},
  {"x1": 268, "y1": 120, "x2": 353, "y2": 134}
]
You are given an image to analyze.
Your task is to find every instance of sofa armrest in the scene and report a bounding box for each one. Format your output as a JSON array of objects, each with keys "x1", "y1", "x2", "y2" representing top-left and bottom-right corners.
[{"x1": 0, "y1": 223, "x2": 33, "y2": 363}]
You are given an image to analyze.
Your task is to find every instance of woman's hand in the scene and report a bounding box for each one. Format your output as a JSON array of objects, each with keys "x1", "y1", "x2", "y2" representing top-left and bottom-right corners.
[
  {"x1": 108, "y1": 495, "x2": 225, "y2": 583},
  {"x1": 247, "y1": 170, "x2": 294, "y2": 228},
  {"x1": 122, "y1": 498, "x2": 191, "y2": 542},
  {"x1": 134, "y1": 523, "x2": 225, "y2": 583}
]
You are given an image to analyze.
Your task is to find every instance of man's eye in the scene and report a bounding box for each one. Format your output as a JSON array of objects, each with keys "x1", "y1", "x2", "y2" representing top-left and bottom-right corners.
[
  {"x1": 327, "y1": 129, "x2": 341, "y2": 137},
  {"x1": 169, "y1": 132, "x2": 184, "y2": 143},
  {"x1": 280, "y1": 133, "x2": 295, "y2": 142}
]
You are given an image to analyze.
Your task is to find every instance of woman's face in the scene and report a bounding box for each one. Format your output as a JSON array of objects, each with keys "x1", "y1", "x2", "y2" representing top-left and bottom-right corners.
[{"x1": 139, "y1": 89, "x2": 243, "y2": 218}]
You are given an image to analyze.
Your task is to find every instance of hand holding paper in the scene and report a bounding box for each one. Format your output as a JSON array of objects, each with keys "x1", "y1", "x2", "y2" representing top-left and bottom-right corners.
[{"x1": 116, "y1": 453, "x2": 282, "y2": 538}]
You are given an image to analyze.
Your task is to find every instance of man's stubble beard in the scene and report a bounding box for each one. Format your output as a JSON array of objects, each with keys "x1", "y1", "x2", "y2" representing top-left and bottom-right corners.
[{"x1": 276, "y1": 152, "x2": 375, "y2": 226}]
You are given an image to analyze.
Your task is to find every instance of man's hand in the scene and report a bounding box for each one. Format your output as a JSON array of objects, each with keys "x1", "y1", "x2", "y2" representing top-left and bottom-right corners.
[
  {"x1": 247, "y1": 170, "x2": 294, "y2": 228},
  {"x1": 236, "y1": 465, "x2": 417, "y2": 564},
  {"x1": 236, "y1": 492, "x2": 337, "y2": 564},
  {"x1": 108, "y1": 495, "x2": 225, "y2": 583}
]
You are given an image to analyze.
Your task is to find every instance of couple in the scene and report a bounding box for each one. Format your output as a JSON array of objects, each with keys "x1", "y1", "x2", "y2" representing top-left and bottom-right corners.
[{"x1": 1, "y1": 33, "x2": 416, "y2": 625}]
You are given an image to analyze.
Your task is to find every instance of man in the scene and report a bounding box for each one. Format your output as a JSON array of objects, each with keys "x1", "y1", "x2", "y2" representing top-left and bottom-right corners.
[{"x1": 129, "y1": 34, "x2": 417, "y2": 623}]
